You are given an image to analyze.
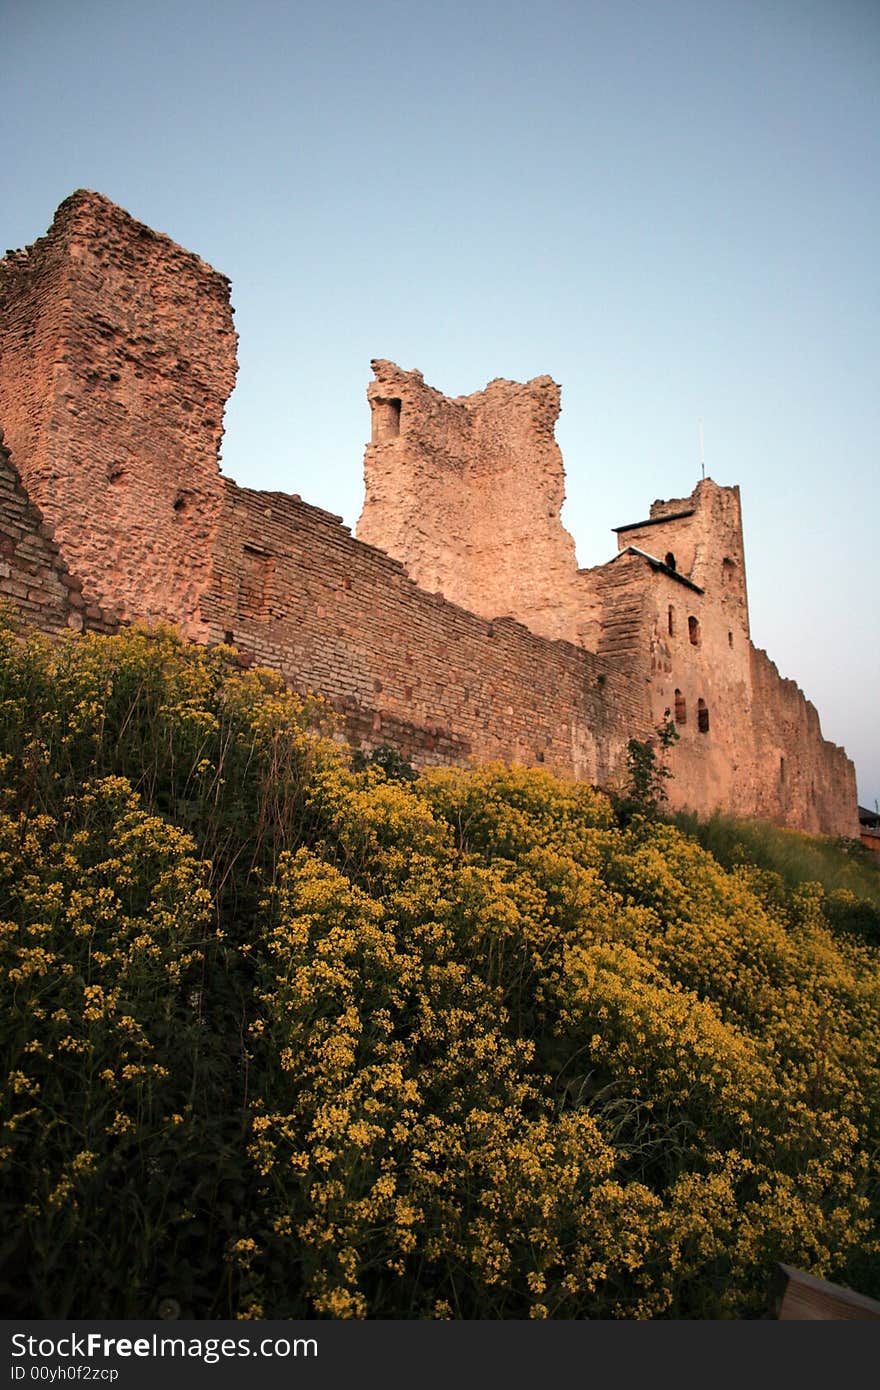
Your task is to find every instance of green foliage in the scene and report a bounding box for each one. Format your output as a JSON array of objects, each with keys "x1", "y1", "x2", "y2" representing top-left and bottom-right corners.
[
  {"x1": 671, "y1": 808, "x2": 880, "y2": 941},
  {"x1": 351, "y1": 744, "x2": 418, "y2": 783},
  {"x1": 615, "y1": 713, "x2": 680, "y2": 824},
  {"x1": 0, "y1": 779, "x2": 237, "y2": 1316},
  {"x1": 1, "y1": 619, "x2": 878, "y2": 1318}
]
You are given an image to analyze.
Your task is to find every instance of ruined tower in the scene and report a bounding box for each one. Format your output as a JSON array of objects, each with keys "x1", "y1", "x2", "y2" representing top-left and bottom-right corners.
[
  {"x1": 0, "y1": 190, "x2": 238, "y2": 636},
  {"x1": 358, "y1": 359, "x2": 584, "y2": 642}
]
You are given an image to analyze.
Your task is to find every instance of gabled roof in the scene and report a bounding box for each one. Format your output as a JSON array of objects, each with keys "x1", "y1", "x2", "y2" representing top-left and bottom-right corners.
[{"x1": 610, "y1": 545, "x2": 704, "y2": 594}]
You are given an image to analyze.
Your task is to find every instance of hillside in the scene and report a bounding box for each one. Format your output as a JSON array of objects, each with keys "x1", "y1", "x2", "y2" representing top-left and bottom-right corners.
[{"x1": 1, "y1": 619, "x2": 877, "y2": 1318}]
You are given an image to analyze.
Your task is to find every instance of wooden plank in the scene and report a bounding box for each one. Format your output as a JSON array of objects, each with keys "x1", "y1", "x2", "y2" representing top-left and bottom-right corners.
[{"x1": 775, "y1": 1264, "x2": 880, "y2": 1320}]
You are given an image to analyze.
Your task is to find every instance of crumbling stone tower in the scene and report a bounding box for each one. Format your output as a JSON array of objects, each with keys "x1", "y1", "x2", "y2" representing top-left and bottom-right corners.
[{"x1": 0, "y1": 190, "x2": 238, "y2": 636}]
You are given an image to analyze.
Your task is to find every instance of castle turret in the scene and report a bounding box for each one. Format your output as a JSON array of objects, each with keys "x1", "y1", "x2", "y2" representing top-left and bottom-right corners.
[{"x1": 612, "y1": 478, "x2": 750, "y2": 641}]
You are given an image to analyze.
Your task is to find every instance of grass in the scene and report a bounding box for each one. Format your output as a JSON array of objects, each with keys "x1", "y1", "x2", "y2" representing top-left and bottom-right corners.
[{"x1": 671, "y1": 807, "x2": 880, "y2": 910}]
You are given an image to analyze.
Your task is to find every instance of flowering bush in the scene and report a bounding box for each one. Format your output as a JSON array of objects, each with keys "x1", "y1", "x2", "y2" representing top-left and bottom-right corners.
[{"x1": 0, "y1": 618, "x2": 877, "y2": 1317}]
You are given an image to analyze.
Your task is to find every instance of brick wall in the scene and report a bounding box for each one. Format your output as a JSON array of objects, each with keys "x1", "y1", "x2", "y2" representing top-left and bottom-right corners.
[
  {"x1": 202, "y1": 481, "x2": 648, "y2": 783},
  {"x1": 749, "y1": 646, "x2": 858, "y2": 836}
]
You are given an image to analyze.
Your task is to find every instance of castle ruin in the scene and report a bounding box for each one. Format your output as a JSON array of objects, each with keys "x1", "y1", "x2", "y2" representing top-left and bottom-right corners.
[{"x1": 0, "y1": 191, "x2": 859, "y2": 837}]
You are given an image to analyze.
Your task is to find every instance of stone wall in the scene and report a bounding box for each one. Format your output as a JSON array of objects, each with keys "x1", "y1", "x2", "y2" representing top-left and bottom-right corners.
[
  {"x1": 749, "y1": 646, "x2": 857, "y2": 836},
  {"x1": 0, "y1": 190, "x2": 237, "y2": 638},
  {"x1": 0, "y1": 431, "x2": 117, "y2": 636},
  {"x1": 201, "y1": 479, "x2": 646, "y2": 784}
]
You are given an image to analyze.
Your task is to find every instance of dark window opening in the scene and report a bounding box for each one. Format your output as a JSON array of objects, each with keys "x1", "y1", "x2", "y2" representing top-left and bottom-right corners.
[
  {"x1": 780, "y1": 756, "x2": 786, "y2": 782},
  {"x1": 674, "y1": 688, "x2": 687, "y2": 724},
  {"x1": 665, "y1": 552, "x2": 677, "y2": 571},
  {"x1": 728, "y1": 630, "x2": 733, "y2": 648},
  {"x1": 688, "y1": 615, "x2": 700, "y2": 645},
  {"x1": 371, "y1": 396, "x2": 402, "y2": 443},
  {"x1": 667, "y1": 605, "x2": 675, "y2": 637},
  {"x1": 224, "y1": 630, "x2": 234, "y2": 645},
  {"x1": 697, "y1": 698, "x2": 709, "y2": 734},
  {"x1": 722, "y1": 557, "x2": 736, "y2": 585}
]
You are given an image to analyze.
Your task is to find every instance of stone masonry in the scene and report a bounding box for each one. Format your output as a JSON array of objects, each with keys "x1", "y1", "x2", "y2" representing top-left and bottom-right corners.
[
  {"x1": 0, "y1": 191, "x2": 237, "y2": 638},
  {"x1": 359, "y1": 360, "x2": 584, "y2": 642},
  {"x1": 0, "y1": 192, "x2": 860, "y2": 837},
  {"x1": 0, "y1": 430, "x2": 117, "y2": 638}
]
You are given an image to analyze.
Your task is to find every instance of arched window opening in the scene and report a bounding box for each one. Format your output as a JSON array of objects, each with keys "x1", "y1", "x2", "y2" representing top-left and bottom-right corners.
[
  {"x1": 668, "y1": 605, "x2": 675, "y2": 637},
  {"x1": 697, "y1": 698, "x2": 709, "y2": 734},
  {"x1": 674, "y1": 688, "x2": 687, "y2": 724},
  {"x1": 722, "y1": 557, "x2": 736, "y2": 586},
  {"x1": 688, "y1": 615, "x2": 700, "y2": 646},
  {"x1": 665, "y1": 552, "x2": 677, "y2": 571}
]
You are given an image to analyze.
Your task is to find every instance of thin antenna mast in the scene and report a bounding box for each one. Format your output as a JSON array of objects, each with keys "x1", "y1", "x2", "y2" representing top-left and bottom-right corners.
[{"x1": 699, "y1": 419, "x2": 705, "y2": 480}]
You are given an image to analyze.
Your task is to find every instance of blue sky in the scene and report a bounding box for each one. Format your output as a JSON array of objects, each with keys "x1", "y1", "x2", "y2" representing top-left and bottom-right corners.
[{"x1": 6, "y1": 0, "x2": 878, "y2": 809}]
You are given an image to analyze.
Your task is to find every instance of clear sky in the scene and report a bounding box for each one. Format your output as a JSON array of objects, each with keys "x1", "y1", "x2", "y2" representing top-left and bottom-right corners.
[{"x1": 5, "y1": 0, "x2": 879, "y2": 810}]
